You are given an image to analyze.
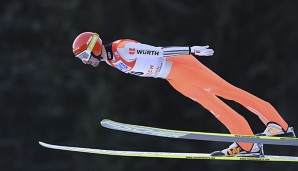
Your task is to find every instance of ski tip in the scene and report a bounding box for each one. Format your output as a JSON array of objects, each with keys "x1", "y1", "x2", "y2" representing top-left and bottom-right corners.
[
  {"x1": 39, "y1": 141, "x2": 47, "y2": 147},
  {"x1": 100, "y1": 119, "x2": 111, "y2": 125}
]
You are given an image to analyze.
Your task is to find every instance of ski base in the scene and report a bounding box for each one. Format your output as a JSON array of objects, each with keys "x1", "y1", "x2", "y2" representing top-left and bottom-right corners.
[{"x1": 39, "y1": 142, "x2": 298, "y2": 162}]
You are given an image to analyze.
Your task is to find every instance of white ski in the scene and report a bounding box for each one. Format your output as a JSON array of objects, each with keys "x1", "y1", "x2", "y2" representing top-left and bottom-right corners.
[
  {"x1": 39, "y1": 142, "x2": 298, "y2": 162},
  {"x1": 100, "y1": 119, "x2": 298, "y2": 146}
]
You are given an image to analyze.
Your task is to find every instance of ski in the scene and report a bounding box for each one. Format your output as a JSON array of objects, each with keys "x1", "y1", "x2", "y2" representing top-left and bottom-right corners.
[
  {"x1": 100, "y1": 119, "x2": 298, "y2": 146},
  {"x1": 39, "y1": 141, "x2": 298, "y2": 162}
]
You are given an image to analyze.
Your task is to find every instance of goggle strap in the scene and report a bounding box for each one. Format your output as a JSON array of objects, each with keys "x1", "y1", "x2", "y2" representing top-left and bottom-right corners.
[{"x1": 87, "y1": 33, "x2": 99, "y2": 51}]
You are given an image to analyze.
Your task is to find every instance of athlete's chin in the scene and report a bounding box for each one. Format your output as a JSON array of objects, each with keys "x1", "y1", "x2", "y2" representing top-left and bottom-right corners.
[
  {"x1": 90, "y1": 62, "x2": 99, "y2": 67},
  {"x1": 92, "y1": 64, "x2": 99, "y2": 67}
]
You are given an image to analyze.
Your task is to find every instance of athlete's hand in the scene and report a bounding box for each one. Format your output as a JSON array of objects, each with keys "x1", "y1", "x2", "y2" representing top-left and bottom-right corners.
[{"x1": 190, "y1": 46, "x2": 214, "y2": 56}]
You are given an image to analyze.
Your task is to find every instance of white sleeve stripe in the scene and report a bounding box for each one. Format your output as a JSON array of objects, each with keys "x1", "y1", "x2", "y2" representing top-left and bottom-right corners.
[
  {"x1": 163, "y1": 50, "x2": 189, "y2": 52},
  {"x1": 162, "y1": 47, "x2": 189, "y2": 50}
]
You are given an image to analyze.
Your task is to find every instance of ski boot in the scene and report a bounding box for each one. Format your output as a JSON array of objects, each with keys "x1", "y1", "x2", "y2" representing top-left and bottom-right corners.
[
  {"x1": 257, "y1": 123, "x2": 296, "y2": 137},
  {"x1": 210, "y1": 142, "x2": 262, "y2": 157}
]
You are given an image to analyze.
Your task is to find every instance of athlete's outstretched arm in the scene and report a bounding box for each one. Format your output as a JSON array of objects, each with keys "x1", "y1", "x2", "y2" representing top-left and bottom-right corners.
[{"x1": 122, "y1": 42, "x2": 214, "y2": 60}]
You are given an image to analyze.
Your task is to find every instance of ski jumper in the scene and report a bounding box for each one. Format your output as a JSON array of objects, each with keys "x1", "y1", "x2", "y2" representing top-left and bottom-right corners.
[{"x1": 105, "y1": 39, "x2": 288, "y2": 151}]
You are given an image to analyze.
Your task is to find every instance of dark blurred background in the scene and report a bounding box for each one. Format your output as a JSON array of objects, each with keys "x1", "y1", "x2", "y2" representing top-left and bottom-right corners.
[{"x1": 1, "y1": 0, "x2": 298, "y2": 170}]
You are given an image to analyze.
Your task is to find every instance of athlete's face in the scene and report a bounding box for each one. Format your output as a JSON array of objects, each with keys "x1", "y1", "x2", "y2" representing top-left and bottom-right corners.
[{"x1": 83, "y1": 55, "x2": 100, "y2": 67}]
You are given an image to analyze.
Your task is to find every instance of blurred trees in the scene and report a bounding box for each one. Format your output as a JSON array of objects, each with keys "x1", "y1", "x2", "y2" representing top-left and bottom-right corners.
[{"x1": 1, "y1": 0, "x2": 298, "y2": 170}]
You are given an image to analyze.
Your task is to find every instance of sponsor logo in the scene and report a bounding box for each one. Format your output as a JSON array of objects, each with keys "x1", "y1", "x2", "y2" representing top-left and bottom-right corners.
[
  {"x1": 145, "y1": 65, "x2": 154, "y2": 76},
  {"x1": 154, "y1": 64, "x2": 162, "y2": 75},
  {"x1": 107, "y1": 52, "x2": 112, "y2": 60},
  {"x1": 129, "y1": 71, "x2": 144, "y2": 76},
  {"x1": 137, "y1": 50, "x2": 160, "y2": 56},
  {"x1": 115, "y1": 61, "x2": 130, "y2": 71},
  {"x1": 86, "y1": 37, "x2": 92, "y2": 44},
  {"x1": 129, "y1": 48, "x2": 135, "y2": 55}
]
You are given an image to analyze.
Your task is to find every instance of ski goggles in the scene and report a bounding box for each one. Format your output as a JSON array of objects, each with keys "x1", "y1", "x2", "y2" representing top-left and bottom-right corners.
[{"x1": 75, "y1": 33, "x2": 99, "y2": 62}]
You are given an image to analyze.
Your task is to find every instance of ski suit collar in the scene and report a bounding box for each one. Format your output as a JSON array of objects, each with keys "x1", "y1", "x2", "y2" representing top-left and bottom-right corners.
[{"x1": 104, "y1": 43, "x2": 113, "y2": 60}]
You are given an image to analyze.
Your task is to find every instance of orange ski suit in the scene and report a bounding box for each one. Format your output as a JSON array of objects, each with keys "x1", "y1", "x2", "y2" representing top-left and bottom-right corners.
[
  {"x1": 166, "y1": 55, "x2": 288, "y2": 151},
  {"x1": 106, "y1": 39, "x2": 288, "y2": 152}
]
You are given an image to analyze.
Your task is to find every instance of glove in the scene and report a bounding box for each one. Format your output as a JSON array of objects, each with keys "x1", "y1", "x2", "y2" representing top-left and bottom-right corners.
[{"x1": 190, "y1": 46, "x2": 214, "y2": 56}]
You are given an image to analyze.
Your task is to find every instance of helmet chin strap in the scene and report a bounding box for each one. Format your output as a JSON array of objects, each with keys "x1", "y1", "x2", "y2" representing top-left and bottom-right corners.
[
  {"x1": 91, "y1": 53, "x2": 112, "y2": 62},
  {"x1": 91, "y1": 53, "x2": 103, "y2": 62}
]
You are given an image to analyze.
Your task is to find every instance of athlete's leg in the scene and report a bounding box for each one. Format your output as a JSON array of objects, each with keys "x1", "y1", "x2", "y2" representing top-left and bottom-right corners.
[
  {"x1": 166, "y1": 55, "x2": 288, "y2": 131},
  {"x1": 166, "y1": 55, "x2": 254, "y2": 151},
  {"x1": 213, "y1": 85, "x2": 288, "y2": 131},
  {"x1": 168, "y1": 80, "x2": 254, "y2": 151}
]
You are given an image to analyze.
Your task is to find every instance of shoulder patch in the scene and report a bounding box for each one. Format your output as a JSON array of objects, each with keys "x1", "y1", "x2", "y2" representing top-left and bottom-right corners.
[{"x1": 114, "y1": 61, "x2": 131, "y2": 72}]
